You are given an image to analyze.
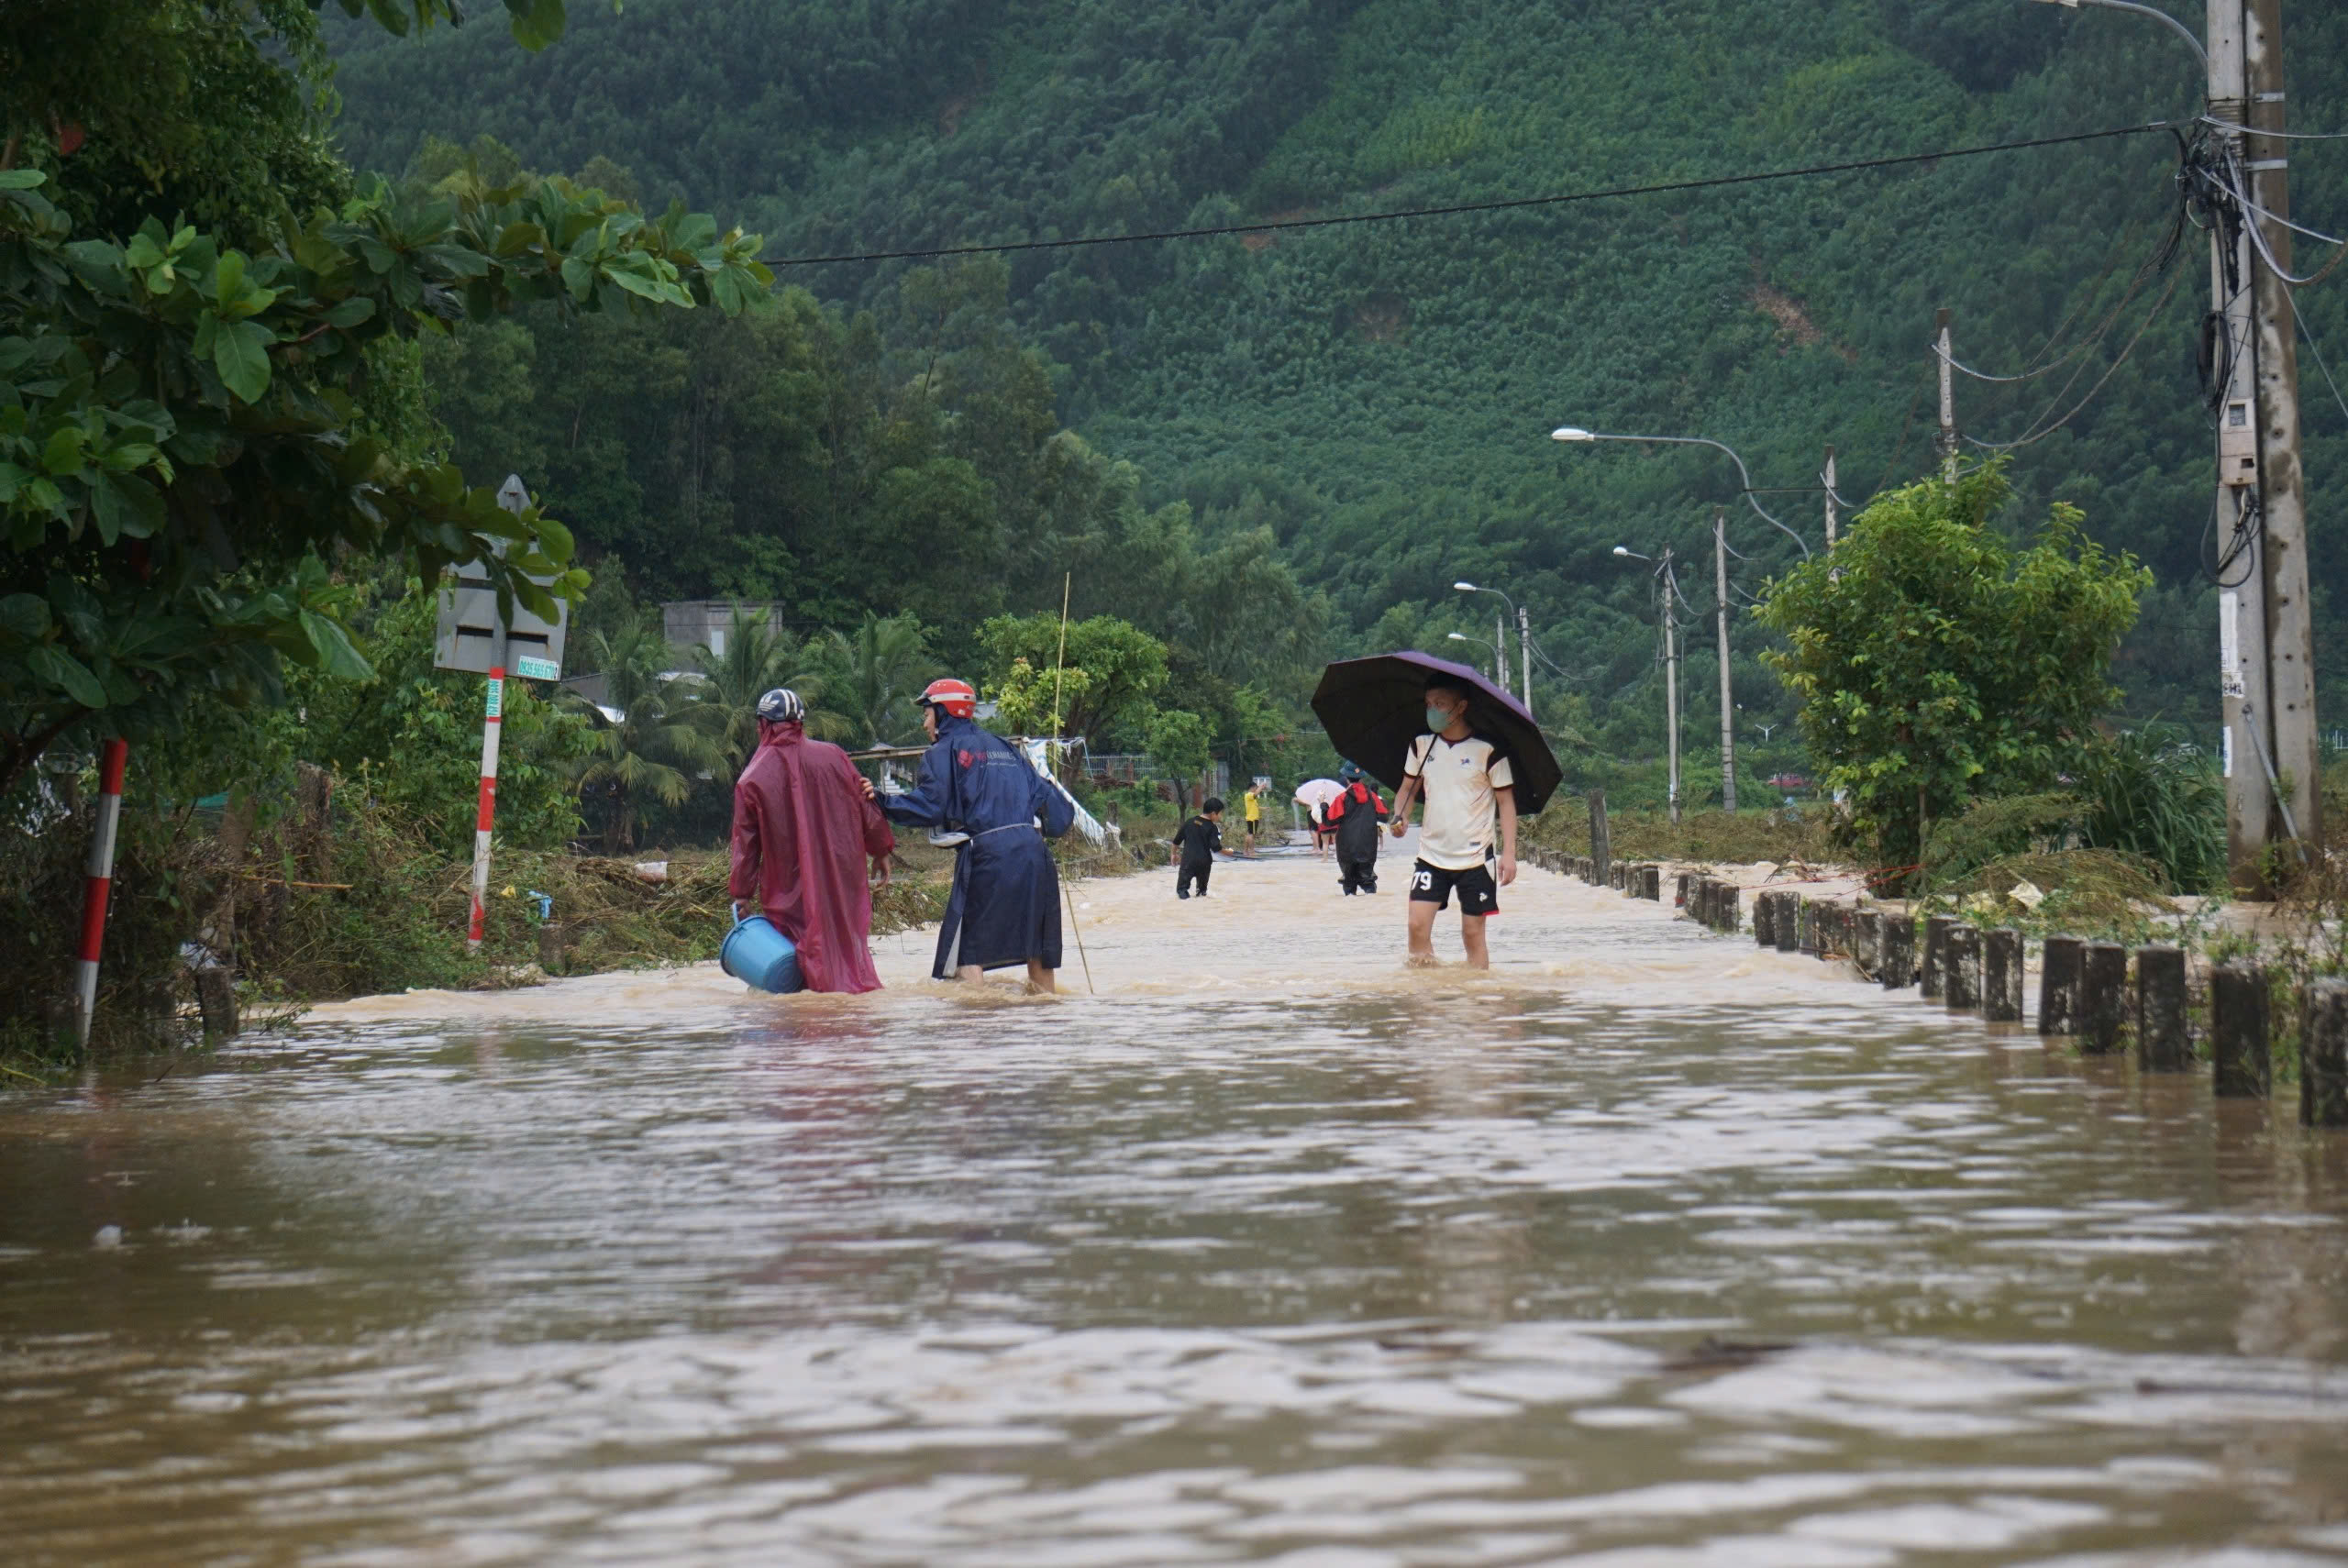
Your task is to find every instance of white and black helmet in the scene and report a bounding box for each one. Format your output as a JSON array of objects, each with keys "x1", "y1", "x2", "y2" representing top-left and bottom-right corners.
[{"x1": 756, "y1": 688, "x2": 805, "y2": 724}]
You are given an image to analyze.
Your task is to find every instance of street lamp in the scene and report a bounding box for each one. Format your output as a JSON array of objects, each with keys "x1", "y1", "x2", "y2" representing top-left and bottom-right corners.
[
  {"x1": 1612, "y1": 543, "x2": 1684, "y2": 823},
  {"x1": 1454, "y1": 580, "x2": 1531, "y2": 708},
  {"x1": 1445, "y1": 630, "x2": 1504, "y2": 685},
  {"x1": 1554, "y1": 426, "x2": 1812, "y2": 558},
  {"x1": 2027, "y1": 0, "x2": 2205, "y2": 68}
]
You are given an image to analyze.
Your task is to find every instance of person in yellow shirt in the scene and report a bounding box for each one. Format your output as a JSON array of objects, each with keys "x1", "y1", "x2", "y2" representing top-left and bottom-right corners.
[{"x1": 1241, "y1": 781, "x2": 1264, "y2": 856}]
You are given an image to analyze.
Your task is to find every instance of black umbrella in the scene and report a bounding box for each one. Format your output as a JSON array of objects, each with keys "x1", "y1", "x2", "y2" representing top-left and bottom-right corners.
[{"x1": 1309, "y1": 651, "x2": 1563, "y2": 815}]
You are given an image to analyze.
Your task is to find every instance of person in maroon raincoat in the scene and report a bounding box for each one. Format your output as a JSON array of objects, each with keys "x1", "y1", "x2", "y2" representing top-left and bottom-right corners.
[{"x1": 728, "y1": 689, "x2": 898, "y2": 994}]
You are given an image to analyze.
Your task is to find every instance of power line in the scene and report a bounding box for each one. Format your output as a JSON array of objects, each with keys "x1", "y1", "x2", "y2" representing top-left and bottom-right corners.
[
  {"x1": 2288, "y1": 287, "x2": 2348, "y2": 429},
  {"x1": 761, "y1": 122, "x2": 2176, "y2": 269},
  {"x1": 2198, "y1": 114, "x2": 2348, "y2": 141}
]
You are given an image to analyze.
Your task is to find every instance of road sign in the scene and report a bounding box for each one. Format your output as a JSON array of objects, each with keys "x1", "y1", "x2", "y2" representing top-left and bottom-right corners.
[{"x1": 434, "y1": 475, "x2": 569, "y2": 680}]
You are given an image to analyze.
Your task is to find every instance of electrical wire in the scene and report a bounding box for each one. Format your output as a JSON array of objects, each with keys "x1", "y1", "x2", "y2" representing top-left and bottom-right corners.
[
  {"x1": 1965, "y1": 262, "x2": 2186, "y2": 450},
  {"x1": 761, "y1": 121, "x2": 2177, "y2": 268},
  {"x1": 2216, "y1": 154, "x2": 2348, "y2": 287},
  {"x1": 2288, "y1": 286, "x2": 2348, "y2": 428},
  {"x1": 2198, "y1": 115, "x2": 2348, "y2": 140}
]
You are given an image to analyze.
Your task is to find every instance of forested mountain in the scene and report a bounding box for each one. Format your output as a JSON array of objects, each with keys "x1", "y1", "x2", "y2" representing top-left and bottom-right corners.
[{"x1": 327, "y1": 0, "x2": 2348, "y2": 761}]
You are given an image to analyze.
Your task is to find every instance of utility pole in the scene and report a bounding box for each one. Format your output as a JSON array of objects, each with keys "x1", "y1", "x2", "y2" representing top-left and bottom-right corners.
[
  {"x1": 1713, "y1": 506, "x2": 1736, "y2": 813},
  {"x1": 1517, "y1": 604, "x2": 1533, "y2": 720},
  {"x1": 1936, "y1": 307, "x2": 1959, "y2": 479},
  {"x1": 2243, "y1": 0, "x2": 2320, "y2": 859},
  {"x1": 1822, "y1": 445, "x2": 1839, "y2": 547},
  {"x1": 1660, "y1": 547, "x2": 1682, "y2": 824},
  {"x1": 2208, "y1": 0, "x2": 2274, "y2": 887},
  {"x1": 1495, "y1": 607, "x2": 1511, "y2": 698}
]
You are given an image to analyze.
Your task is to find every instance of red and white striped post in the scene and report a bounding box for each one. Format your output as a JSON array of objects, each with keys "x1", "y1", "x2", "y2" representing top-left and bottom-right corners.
[
  {"x1": 73, "y1": 737, "x2": 130, "y2": 1047},
  {"x1": 466, "y1": 655, "x2": 505, "y2": 952}
]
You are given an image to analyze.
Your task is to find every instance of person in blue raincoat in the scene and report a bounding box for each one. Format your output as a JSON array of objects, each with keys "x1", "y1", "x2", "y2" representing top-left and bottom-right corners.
[{"x1": 873, "y1": 678, "x2": 1074, "y2": 991}]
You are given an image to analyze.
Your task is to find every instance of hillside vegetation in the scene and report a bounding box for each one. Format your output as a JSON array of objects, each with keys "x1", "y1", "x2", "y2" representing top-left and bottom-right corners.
[{"x1": 328, "y1": 0, "x2": 2348, "y2": 769}]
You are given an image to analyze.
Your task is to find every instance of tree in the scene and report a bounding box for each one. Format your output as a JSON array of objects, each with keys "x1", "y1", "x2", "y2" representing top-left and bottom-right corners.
[
  {"x1": 1146, "y1": 708, "x2": 1212, "y2": 807},
  {"x1": 0, "y1": 0, "x2": 771, "y2": 800},
  {"x1": 1754, "y1": 464, "x2": 2149, "y2": 877},
  {"x1": 691, "y1": 604, "x2": 846, "y2": 773},
  {"x1": 978, "y1": 613, "x2": 1168, "y2": 749},
  {"x1": 562, "y1": 613, "x2": 727, "y2": 851},
  {"x1": 988, "y1": 657, "x2": 1093, "y2": 738},
  {"x1": 815, "y1": 612, "x2": 936, "y2": 748}
]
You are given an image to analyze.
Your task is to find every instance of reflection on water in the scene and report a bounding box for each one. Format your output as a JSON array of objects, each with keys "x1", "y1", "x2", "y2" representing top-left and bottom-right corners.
[{"x1": 4, "y1": 853, "x2": 2347, "y2": 1565}]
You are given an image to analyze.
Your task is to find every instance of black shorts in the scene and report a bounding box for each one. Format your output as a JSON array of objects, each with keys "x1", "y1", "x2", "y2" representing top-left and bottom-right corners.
[{"x1": 1410, "y1": 858, "x2": 1499, "y2": 916}]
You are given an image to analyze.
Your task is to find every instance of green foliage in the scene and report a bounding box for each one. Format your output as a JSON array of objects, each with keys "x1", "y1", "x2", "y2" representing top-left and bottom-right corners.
[
  {"x1": 814, "y1": 611, "x2": 938, "y2": 747},
  {"x1": 988, "y1": 657, "x2": 1091, "y2": 738},
  {"x1": 322, "y1": 0, "x2": 2348, "y2": 765},
  {"x1": 979, "y1": 613, "x2": 1168, "y2": 745},
  {"x1": 302, "y1": 580, "x2": 590, "y2": 858},
  {"x1": 1755, "y1": 463, "x2": 2150, "y2": 876},
  {"x1": 560, "y1": 613, "x2": 729, "y2": 849},
  {"x1": 0, "y1": 155, "x2": 770, "y2": 795},
  {"x1": 1145, "y1": 708, "x2": 1213, "y2": 791},
  {"x1": 2069, "y1": 723, "x2": 2224, "y2": 894},
  {"x1": 691, "y1": 604, "x2": 849, "y2": 767}
]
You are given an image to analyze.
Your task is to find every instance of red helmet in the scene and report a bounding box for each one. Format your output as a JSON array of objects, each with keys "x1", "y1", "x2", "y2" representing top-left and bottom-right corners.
[{"x1": 918, "y1": 678, "x2": 978, "y2": 719}]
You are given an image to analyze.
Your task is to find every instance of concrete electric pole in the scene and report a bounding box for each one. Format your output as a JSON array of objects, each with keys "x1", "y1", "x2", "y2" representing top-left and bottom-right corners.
[
  {"x1": 2203, "y1": 0, "x2": 2319, "y2": 889},
  {"x1": 2243, "y1": 0, "x2": 2320, "y2": 865},
  {"x1": 1822, "y1": 445, "x2": 1839, "y2": 548},
  {"x1": 1661, "y1": 547, "x2": 1682, "y2": 825},
  {"x1": 1517, "y1": 604, "x2": 1533, "y2": 721},
  {"x1": 1936, "y1": 308, "x2": 1959, "y2": 479},
  {"x1": 1713, "y1": 507, "x2": 1736, "y2": 814}
]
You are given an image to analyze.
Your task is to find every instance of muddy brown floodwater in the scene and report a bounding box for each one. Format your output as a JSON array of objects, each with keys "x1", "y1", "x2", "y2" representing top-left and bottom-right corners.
[{"x1": 6, "y1": 837, "x2": 2348, "y2": 1566}]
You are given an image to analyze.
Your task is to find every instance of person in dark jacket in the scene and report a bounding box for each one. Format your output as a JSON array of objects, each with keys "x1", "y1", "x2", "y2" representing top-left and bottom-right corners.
[
  {"x1": 1171, "y1": 797, "x2": 1227, "y2": 899},
  {"x1": 1323, "y1": 760, "x2": 1390, "y2": 895},
  {"x1": 873, "y1": 678, "x2": 1072, "y2": 991}
]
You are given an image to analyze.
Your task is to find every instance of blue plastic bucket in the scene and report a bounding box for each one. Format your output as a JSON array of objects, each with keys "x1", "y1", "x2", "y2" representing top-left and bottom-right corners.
[{"x1": 720, "y1": 914, "x2": 803, "y2": 994}]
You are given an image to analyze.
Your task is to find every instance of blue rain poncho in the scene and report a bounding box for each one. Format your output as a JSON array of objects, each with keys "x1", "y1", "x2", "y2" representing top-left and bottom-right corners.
[{"x1": 882, "y1": 715, "x2": 1073, "y2": 977}]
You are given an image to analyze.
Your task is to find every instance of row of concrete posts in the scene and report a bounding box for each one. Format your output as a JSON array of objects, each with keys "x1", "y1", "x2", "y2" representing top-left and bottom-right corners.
[
  {"x1": 1708, "y1": 884, "x2": 2345, "y2": 1129},
  {"x1": 1522, "y1": 841, "x2": 2348, "y2": 1132}
]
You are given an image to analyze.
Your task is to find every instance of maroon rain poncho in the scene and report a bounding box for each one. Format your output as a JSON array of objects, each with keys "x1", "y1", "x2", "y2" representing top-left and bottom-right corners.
[{"x1": 728, "y1": 721, "x2": 897, "y2": 994}]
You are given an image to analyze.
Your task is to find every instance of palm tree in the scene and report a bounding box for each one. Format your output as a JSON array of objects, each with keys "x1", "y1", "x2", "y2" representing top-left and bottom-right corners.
[
  {"x1": 817, "y1": 612, "x2": 938, "y2": 747},
  {"x1": 692, "y1": 604, "x2": 849, "y2": 777},
  {"x1": 562, "y1": 613, "x2": 729, "y2": 851}
]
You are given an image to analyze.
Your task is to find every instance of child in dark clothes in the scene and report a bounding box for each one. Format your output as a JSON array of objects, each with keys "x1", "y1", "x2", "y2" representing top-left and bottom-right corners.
[{"x1": 1172, "y1": 797, "x2": 1228, "y2": 899}]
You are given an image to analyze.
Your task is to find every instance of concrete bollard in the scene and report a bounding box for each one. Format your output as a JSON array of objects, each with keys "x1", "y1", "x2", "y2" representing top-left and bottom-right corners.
[
  {"x1": 2210, "y1": 963, "x2": 2270, "y2": 1099},
  {"x1": 1817, "y1": 903, "x2": 1844, "y2": 960},
  {"x1": 1878, "y1": 915, "x2": 1915, "y2": 988},
  {"x1": 1854, "y1": 910, "x2": 1881, "y2": 975},
  {"x1": 1983, "y1": 928, "x2": 2024, "y2": 1022},
  {"x1": 1944, "y1": 925, "x2": 1981, "y2": 1009},
  {"x1": 1775, "y1": 893, "x2": 1801, "y2": 954},
  {"x1": 1921, "y1": 915, "x2": 1955, "y2": 1000},
  {"x1": 2133, "y1": 945, "x2": 2189, "y2": 1072},
  {"x1": 2039, "y1": 936, "x2": 2083, "y2": 1035},
  {"x1": 2079, "y1": 942, "x2": 2128, "y2": 1055},
  {"x1": 537, "y1": 920, "x2": 570, "y2": 976},
  {"x1": 1675, "y1": 870, "x2": 1691, "y2": 907},
  {"x1": 1717, "y1": 884, "x2": 1739, "y2": 934},
  {"x1": 2307, "y1": 978, "x2": 2348, "y2": 1128},
  {"x1": 1641, "y1": 865, "x2": 1660, "y2": 901},
  {"x1": 1753, "y1": 889, "x2": 1778, "y2": 947}
]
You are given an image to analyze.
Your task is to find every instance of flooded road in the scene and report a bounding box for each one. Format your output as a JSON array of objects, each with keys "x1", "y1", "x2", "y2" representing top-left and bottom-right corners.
[{"x1": 6, "y1": 841, "x2": 2348, "y2": 1565}]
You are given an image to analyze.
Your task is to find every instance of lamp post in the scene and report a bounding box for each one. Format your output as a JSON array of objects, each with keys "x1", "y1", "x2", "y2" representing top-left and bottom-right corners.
[
  {"x1": 1614, "y1": 545, "x2": 1683, "y2": 823},
  {"x1": 1455, "y1": 580, "x2": 1531, "y2": 713},
  {"x1": 1445, "y1": 630, "x2": 1504, "y2": 685},
  {"x1": 1554, "y1": 426, "x2": 1811, "y2": 558}
]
